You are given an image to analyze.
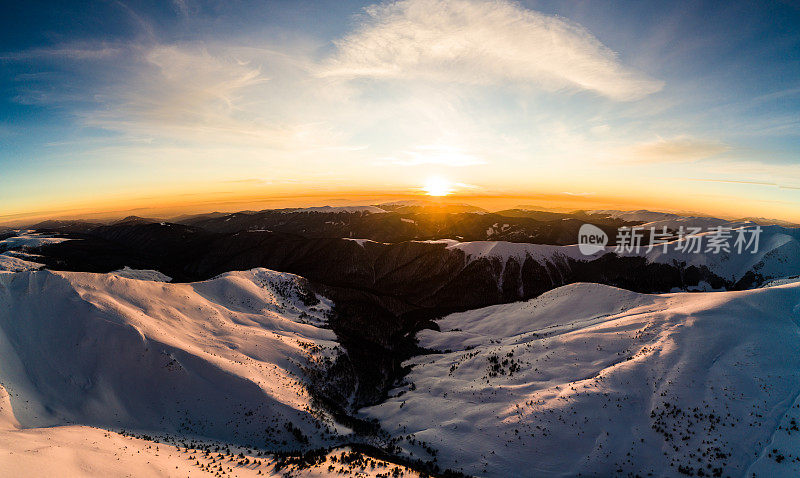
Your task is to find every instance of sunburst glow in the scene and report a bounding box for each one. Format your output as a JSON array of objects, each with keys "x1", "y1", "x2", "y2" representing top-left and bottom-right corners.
[{"x1": 423, "y1": 177, "x2": 453, "y2": 196}]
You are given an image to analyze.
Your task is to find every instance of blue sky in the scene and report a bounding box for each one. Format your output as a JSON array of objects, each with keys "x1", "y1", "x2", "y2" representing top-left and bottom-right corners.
[{"x1": 1, "y1": 0, "x2": 799, "y2": 222}]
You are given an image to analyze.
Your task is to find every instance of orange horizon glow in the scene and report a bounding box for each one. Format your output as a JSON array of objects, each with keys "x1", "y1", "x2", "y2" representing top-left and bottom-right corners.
[{"x1": 3, "y1": 184, "x2": 799, "y2": 227}]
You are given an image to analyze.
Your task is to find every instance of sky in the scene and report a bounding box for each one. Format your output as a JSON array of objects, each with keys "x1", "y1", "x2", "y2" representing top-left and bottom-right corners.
[{"x1": 1, "y1": 0, "x2": 799, "y2": 223}]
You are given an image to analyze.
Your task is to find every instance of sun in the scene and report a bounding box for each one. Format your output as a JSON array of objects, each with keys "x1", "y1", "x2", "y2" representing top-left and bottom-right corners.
[{"x1": 423, "y1": 176, "x2": 453, "y2": 196}]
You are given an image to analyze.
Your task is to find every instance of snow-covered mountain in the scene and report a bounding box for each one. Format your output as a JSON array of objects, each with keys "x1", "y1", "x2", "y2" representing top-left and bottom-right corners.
[
  {"x1": 2, "y1": 210, "x2": 800, "y2": 476},
  {"x1": 277, "y1": 205, "x2": 388, "y2": 214},
  {"x1": 0, "y1": 252, "x2": 44, "y2": 272},
  {"x1": 639, "y1": 224, "x2": 800, "y2": 285},
  {"x1": 586, "y1": 209, "x2": 799, "y2": 229},
  {"x1": 5, "y1": 266, "x2": 800, "y2": 477},
  {"x1": 363, "y1": 281, "x2": 800, "y2": 477},
  {"x1": 586, "y1": 209, "x2": 684, "y2": 223},
  {"x1": 109, "y1": 266, "x2": 173, "y2": 282},
  {"x1": 40, "y1": 207, "x2": 798, "y2": 293},
  {"x1": 0, "y1": 267, "x2": 439, "y2": 477},
  {"x1": 377, "y1": 200, "x2": 488, "y2": 214},
  {"x1": 424, "y1": 222, "x2": 800, "y2": 289},
  {"x1": 0, "y1": 232, "x2": 69, "y2": 272},
  {"x1": 0, "y1": 268, "x2": 339, "y2": 446},
  {"x1": 0, "y1": 231, "x2": 70, "y2": 251},
  {"x1": 585, "y1": 209, "x2": 748, "y2": 230}
]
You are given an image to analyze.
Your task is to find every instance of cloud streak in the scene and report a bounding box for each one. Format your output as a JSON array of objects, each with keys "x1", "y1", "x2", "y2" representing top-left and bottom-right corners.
[
  {"x1": 0, "y1": 45, "x2": 123, "y2": 61},
  {"x1": 628, "y1": 137, "x2": 730, "y2": 163},
  {"x1": 82, "y1": 44, "x2": 283, "y2": 143},
  {"x1": 320, "y1": 0, "x2": 663, "y2": 101}
]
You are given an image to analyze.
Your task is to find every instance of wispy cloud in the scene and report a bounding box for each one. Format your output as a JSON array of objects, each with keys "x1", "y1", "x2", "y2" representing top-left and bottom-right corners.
[
  {"x1": 628, "y1": 137, "x2": 730, "y2": 163},
  {"x1": 55, "y1": 40, "x2": 368, "y2": 165},
  {"x1": 683, "y1": 178, "x2": 798, "y2": 189},
  {"x1": 320, "y1": 0, "x2": 663, "y2": 101},
  {"x1": 113, "y1": 0, "x2": 157, "y2": 41},
  {"x1": 82, "y1": 44, "x2": 279, "y2": 142},
  {"x1": 688, "y1": 160, "x2": 800, "y2": 189},
  {"x1": 0, "y1": 45, "x2": 123, "y2": 61}
]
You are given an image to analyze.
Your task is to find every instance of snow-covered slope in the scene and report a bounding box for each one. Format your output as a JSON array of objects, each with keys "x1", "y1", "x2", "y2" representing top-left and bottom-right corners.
[
  {"x1": 0, "y1": 253, "x2": 44, "y2": 273},
  {"x1": 637, "y1": 215, "x2": 751, "y2": 231},
  {"x1": 363, "y1": 282, "x2": 800, "y2": 477},
  {"x1": 640, "y1": 224, "x2": 800, "y2": 283},
  {"x1": 0, "y1": 386, "x2": 421, "y2": 478},
  {"x1": 0, "y1": 267, "x2": 436, "y2": 477},
  {"x1": 587, "y1": 209, "x2": 682, "y2": 223},
  {"x1": 446, "y1": 240, "x2": 594, "y2": 262},
  {"x1": 0, "y1": 231, "x2": 70, "y2": 251},
  {"x1": 0, "y1": 232, "x2": 68, "y2": 272},
  {"x1": 0, "y1": 268, "x2": 340, "y2": 448},
  {"x1": 586, "y1": 209, "x2": 745, "y2": 230},
  {"x1": 278, "y1": 205, "x2": 387, "y2": 214},
  {"x1": 416, "y1": 222, "x2": 800, "y2": 288},
  {"x1": 586, "y1": 209, "x2": 797, "y2": 229},
  {"x1": 110, "y1": 266, "x2": 172, "y2": 282}
]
